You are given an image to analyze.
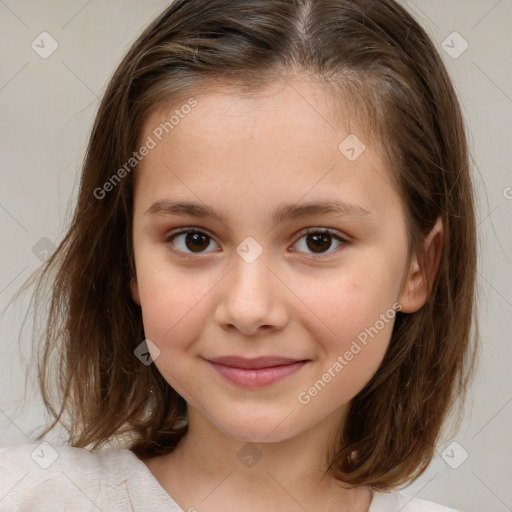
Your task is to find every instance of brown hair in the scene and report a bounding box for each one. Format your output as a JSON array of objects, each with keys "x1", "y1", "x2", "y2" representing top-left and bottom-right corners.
[{"x1": 12, "y1": 0, "x2": 477, "y2": 490}]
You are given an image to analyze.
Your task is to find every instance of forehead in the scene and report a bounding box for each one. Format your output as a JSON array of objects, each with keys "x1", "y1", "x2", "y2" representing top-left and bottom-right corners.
[
  {"x1": 134, "y1": 78, "x2": 400, "y2": 221},
  {"x1": 142, "y1": 78, "x2": 363, "y2": 155}
]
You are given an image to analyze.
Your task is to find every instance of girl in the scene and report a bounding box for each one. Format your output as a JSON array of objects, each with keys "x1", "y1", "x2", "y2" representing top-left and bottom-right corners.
[{"x1": 0, "y1": 0, "x2": 477, "y2": 510}]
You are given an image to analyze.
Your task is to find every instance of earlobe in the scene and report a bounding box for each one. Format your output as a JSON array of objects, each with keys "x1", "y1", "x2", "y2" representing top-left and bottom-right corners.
[
  {"x1": 399, "y1": 217, "x2": 443, "y2": 313},
  {"x1": 130, "y1": 276, "x2": 141, "y2": 306}
]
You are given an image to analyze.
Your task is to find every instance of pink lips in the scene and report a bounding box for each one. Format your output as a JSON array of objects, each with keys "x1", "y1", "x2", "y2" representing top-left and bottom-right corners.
[{"x1": 206, "y1": 356, "x2": 308, "y2": 388}]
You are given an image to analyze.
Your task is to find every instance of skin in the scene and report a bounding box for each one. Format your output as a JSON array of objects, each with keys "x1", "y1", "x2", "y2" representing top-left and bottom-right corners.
[{"x1": 129, "y1": 74, "x2": 442, "y2": 512}]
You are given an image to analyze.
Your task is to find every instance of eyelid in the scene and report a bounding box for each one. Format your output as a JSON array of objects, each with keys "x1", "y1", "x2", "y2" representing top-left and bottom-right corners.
[
  {"x1": 164, "y1": 226, "x2": 221, "y2": 254},
  {"x1": 164, "y1": 226, "x2": 349, "y2": 258},
  {"x1": 165, "y1": 225, "x2": 216, "y2": 240},
  {"x1": 294, "y1": 226, "x2": 349, "y2": 242},
  {"x1": 289, "y1": 226, "x2": 349, "y2": 258}
]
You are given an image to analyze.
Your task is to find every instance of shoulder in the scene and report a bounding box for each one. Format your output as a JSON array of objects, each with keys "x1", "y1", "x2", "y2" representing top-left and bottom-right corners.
[
  {"x1": 0, "y1": 441, "x2": 136, "y2": 511},
  {"x1": 369, "y1": 490, "x2": 462, "y2": 512}
]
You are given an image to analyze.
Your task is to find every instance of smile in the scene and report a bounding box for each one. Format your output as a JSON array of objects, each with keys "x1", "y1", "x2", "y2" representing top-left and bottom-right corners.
[{"x1": 206, "y1": 358, "x2": 309, "y2": 388}]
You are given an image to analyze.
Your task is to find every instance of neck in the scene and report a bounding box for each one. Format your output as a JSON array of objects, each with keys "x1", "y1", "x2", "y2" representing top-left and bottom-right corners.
[{"x1": 150, "y1": 405, "x2": 372, "y2": 512}]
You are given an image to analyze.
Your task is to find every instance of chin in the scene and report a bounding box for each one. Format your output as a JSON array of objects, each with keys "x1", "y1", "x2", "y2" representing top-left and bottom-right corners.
[{"x1": 211, "y1": 407, "x2": 304, "y2": 444}]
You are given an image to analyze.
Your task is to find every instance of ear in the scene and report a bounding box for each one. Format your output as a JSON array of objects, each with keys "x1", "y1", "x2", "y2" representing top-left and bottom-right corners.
[
  {"x1": 130, "y1": 276, "x2": 141, "y2": 306},
  {"x1": 399, "y1": 216, "x2": 443, "y2": 313}
]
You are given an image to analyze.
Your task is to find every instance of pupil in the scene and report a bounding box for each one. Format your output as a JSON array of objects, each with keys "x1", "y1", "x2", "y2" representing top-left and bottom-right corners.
[
  {"x1": 183, "y1": 232, "x2": 332, "y2": 254},
  {"x1": 186, "y1": 232, "x2": 209, "y2": 252},
  {"x1": 307, "y1": 233, "x2": 331, "y2": 253}
]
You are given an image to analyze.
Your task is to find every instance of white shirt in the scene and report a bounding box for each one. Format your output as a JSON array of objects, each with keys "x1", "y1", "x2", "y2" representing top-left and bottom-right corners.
[{"x1": 0, "y1": 442, "x2": 460, "y2": 511}]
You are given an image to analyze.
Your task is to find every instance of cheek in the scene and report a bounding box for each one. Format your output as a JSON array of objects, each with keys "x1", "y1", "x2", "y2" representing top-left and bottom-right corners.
[
  {"x1": 305, "y1": 265, "x2": 400, "y2": 390},
  {"x1": 312, "y1": 269, "x2": 398, "y2": 342},
  {"x1": 299, "y1": 280, "x2": 396, "y2": 410},
  {"x1": 137, "y1": 274, "x2": 212, "y2": 388},
  {"x1": 136, "y1": 260, "x2": 213, "y2": 348}
]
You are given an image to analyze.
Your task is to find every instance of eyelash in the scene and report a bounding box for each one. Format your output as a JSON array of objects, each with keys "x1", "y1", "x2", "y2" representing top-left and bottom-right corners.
[{"x1": 163, "y1": 226, "x2": 349, "y2": 260}]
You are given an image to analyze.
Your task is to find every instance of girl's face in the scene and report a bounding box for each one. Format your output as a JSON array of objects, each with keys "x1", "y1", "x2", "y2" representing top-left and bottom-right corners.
[{"x1": 130, "y1": 77, "x2": 423, "y2": 443}]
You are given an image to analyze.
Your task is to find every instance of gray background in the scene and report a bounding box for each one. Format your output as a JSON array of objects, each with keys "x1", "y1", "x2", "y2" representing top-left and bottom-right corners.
[{"x1": 1, "y1": 1, "x2": 511, "y2": 510}]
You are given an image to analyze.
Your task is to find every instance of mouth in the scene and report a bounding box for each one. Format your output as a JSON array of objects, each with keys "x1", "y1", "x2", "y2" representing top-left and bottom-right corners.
[{"x1": 204, "y1": 356, "x2": 310, "y2": 388}]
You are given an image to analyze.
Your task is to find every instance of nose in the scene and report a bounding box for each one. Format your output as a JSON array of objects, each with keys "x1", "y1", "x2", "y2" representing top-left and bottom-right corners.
[{"x1": 214, "y1": 250, "x2": 289, "y2": 337}]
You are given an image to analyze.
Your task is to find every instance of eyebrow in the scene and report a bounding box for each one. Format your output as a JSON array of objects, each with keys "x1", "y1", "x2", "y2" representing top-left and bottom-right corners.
[{"x1": 144, "y1": 199, "x2": 374, "y2": 224}]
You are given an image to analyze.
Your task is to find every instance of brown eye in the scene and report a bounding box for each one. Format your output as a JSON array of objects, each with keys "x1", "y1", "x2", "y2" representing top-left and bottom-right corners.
[
  {"x1": 305, "y1": 233, "x2": 332, "y2": 253},
  {"x1": 183, "y1": 232, "x2": 211, "y2": 252},
  {"x1": 165, "y1": 227, "x2": 347, "y2": 259},
  {"x1": 292, "y1": 228, "x2": 346, "y2": 257},
  {"x1": 166, "y1": 229, "x2": 219, "y2": 254}
]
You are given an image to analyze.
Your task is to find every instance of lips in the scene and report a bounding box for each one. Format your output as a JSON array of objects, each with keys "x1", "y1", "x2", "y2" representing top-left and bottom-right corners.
[
  {"x1": 206, "y1": 356, "x2": 307, "y2": 369},
  {"x1": 205, "y1": 356, "x2": 309, "y2": 387}
]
